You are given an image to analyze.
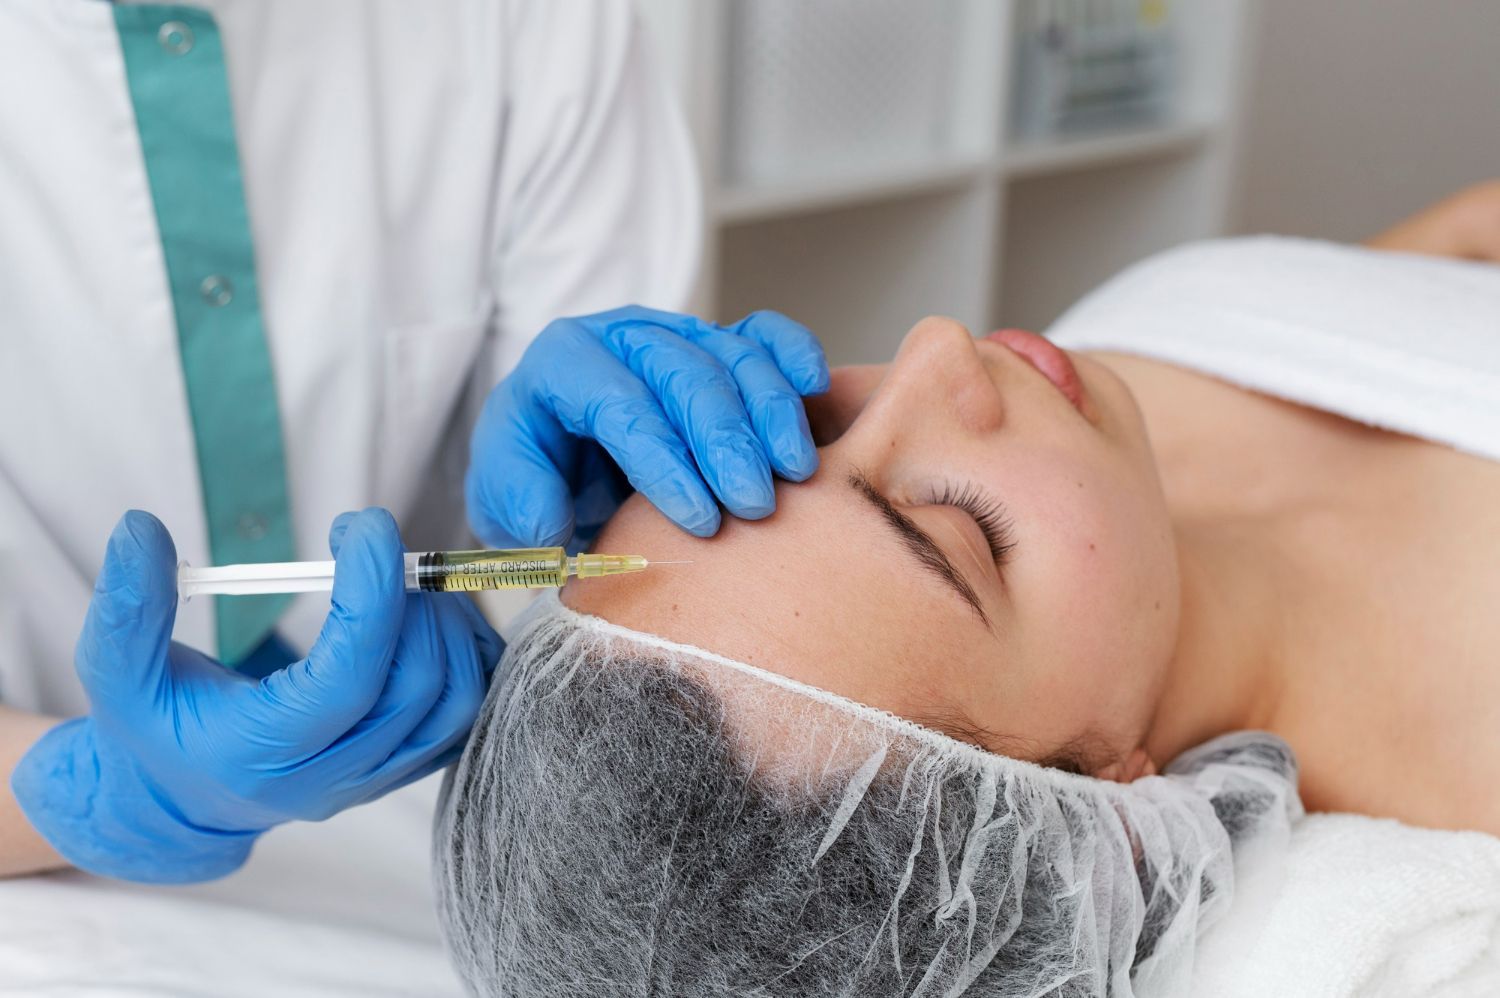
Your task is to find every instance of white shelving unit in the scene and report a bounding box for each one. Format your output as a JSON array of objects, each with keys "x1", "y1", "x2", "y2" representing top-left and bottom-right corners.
[{"x1": 637, "y1": 0, "x2": 1256, "y2": 364}]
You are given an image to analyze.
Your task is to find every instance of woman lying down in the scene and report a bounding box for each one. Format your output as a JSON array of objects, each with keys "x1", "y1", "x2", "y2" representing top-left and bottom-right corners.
[{"x1": 433, "y1": 182, "x2": 1500, "y2": 996}]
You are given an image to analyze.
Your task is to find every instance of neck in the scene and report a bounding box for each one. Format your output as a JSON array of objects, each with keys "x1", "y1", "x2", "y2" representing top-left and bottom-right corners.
[{"x1": 1144, "y1": 513, "x2": 1297, "y2": 765}]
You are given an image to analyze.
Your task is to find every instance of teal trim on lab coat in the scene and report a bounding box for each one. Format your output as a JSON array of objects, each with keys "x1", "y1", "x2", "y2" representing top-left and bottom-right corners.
[{"x1": 114, "y1": 5, "x2": 296, "y2": 665}]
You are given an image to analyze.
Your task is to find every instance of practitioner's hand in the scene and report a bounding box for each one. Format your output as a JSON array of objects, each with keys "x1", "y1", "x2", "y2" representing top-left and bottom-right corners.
[
  {"x1": 466, "y1": 306, "x2": 829, "y2": 548},
  {"x1": 1366, "y1": 179, "x2": 1500, "y2": 262},
  {"x1": 10, "y1": 509, "x2": 501, "y2": 884}
]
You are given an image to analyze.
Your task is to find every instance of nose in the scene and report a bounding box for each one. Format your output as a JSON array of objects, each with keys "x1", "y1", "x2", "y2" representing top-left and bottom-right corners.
[{"x1": 837, "y1": 316, "x2": 1003, "y2": 456}]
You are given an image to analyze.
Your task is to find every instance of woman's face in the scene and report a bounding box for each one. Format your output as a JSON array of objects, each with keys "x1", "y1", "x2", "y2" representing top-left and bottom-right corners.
[{"x1": 564, "y1": 317, "x2": 1180, "y2": 775}]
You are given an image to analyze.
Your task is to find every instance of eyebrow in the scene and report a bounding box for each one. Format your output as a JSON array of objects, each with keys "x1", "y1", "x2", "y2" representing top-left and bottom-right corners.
[{"x1": 846, "y1": 470, "x2": 992, "y2": 630}]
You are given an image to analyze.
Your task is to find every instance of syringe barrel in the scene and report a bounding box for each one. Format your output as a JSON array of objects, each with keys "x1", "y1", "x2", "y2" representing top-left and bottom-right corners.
[{"x1": 405, "y1": 547, "x2": 569, "y2": 592}]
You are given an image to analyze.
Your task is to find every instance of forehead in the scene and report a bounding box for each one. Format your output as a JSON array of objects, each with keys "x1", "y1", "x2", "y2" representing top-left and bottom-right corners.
[{"x1": 562, "y1": 475, "x2": 984, "y2": 721}]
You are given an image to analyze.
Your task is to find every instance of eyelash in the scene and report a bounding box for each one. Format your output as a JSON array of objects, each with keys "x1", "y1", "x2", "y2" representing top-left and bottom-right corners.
[{"x1": 930, "y1": 482, "x2": 1018, "y2": 567}]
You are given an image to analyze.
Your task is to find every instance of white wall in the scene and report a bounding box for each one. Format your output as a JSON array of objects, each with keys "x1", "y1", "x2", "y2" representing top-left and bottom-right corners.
[{"x1": 1233, "y1": 1, "x2": 1500, "y2": 242}]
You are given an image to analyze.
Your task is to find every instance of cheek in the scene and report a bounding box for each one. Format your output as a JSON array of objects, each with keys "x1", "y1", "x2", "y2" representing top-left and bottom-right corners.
[
  {"x1": 1063, "y1": 483, "x2": 1176, "y2": 628},
  {"x1": 1018, "y1": 455, "x2": 1180, "y2": 718}
]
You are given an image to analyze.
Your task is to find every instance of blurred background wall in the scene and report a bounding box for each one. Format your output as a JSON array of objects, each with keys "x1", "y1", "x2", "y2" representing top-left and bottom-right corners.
[
  {"x1": 638, "y1": 0, "x2": 1500, "y2": 363},
  {"x1": 1233, "y1": 0, "x2": 1500, "y2": 242}
]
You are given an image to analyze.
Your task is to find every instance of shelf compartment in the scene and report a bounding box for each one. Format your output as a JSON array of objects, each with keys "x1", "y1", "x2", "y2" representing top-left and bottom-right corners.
[
  {"x1": 714, "y1": 157, "x2": 992, "y2": 224},
  {"x1": 717, "y1": 184, "x2": 997, "y2": 365},
  {"x1": 996, "y1": 149, "x2": 1221, "y2": 331},
  {"x1": 1002, "y1": 121, "x2": 1212, "y2": 179}
]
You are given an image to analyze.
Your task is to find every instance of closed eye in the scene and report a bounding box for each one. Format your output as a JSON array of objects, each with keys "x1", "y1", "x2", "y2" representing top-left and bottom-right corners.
[
  {"x1": 847, "y1": 470, "x2": 992, "y2": 629},
  {"x1": 929, "y1": 481, "x2": 1017, "y2": 568}
]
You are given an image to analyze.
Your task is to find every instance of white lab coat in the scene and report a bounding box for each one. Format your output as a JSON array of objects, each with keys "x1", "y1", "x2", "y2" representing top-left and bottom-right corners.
[{"x1": 0, "y1": 0, "x2": 702, "y2": 717}]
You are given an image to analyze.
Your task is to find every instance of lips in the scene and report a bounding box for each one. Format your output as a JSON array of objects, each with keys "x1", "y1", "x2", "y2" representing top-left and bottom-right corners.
[{"x1": 984, "y1": 328, "x2": 1088, "y2": 416}]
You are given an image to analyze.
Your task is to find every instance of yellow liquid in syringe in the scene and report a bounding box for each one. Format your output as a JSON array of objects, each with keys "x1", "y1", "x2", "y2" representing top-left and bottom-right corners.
[{"x1": 408, "y1": 547, "x2": 649, "y2": 592}]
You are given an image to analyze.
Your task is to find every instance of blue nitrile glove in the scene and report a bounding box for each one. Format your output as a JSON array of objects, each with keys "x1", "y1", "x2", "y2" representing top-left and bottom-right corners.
[
  {"x1": 11, "y1": 508, "x2": 501, "y2": 884},
  {"x1": 466, "y1": 306, "x2": 830, "y2": 549}
]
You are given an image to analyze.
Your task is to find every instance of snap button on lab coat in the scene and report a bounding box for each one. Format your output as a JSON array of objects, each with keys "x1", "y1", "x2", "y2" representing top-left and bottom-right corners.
[
  {"x1": 158, "y1": 21, "x2": 194, "y2": 56},
  {"x1": 236, "y1": 513, "x2": 269, "y2": 541},
  {"x1": 200, "y1": 275, "x2": 234, "y2": 307}
]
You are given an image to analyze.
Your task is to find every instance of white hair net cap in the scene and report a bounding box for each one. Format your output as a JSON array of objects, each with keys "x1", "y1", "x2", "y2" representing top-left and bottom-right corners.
[{"x1": 434, "y1": 591, "x2": 1301, "y2": 997}]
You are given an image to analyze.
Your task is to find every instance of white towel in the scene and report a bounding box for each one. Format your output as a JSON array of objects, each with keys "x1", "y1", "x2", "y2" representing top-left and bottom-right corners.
[
  {"x1": 1046, "y1": 236, "x2": 1500, "y2": 464},
  {"x1": 1192, "y1": 814, "x2": 1500, "y2": 997}
]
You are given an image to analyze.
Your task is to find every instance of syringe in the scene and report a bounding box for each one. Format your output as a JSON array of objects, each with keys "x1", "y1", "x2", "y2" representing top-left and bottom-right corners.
[{"x1": 177, "y1": 547, "x2": 670, "y2": 601}]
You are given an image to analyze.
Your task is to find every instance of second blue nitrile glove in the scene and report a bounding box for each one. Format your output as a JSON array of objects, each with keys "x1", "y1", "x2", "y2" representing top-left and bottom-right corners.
[{"x1": 465, "y1": 306, "x2": 830, "y2": 549}]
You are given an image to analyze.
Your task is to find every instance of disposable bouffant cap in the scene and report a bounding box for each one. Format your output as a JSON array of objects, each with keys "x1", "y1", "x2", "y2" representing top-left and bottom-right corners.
[{"x1": 434, "y1": 590, "x2": 1301, "y2": 997}]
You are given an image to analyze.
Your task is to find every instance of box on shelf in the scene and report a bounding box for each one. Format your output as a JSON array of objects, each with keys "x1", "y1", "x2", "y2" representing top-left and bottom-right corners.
[{"x1": 1011, "y1": 0, "x2": 1179, "y2": 139}]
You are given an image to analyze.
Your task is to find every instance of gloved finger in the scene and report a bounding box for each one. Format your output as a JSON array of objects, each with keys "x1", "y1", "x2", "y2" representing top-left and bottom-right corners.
[
  {"x1": 601, "y1": 322, "x2": 775, "y2": 520},
  {"x1": 352, "y1": 738, "x2": 468, "y2": 807},
  {"x1": 362, "y1": 594, "x2": 490, "y2": 788},
  {"x1": 318, "y1": 592, "x2": 453, "y2": 787},
  {"x1": 532, "y1": 331, "x2": 721, "y2": 536},
  {"x1": 75, "y1": 510, "x2": 179, "y2": 710},
  {"x1": 466, "y1": 377, "x2": 579, "y2": 548},
  {"x1": 680, "y1": 327, "x2": 819, "y2": 481},
  {"x1": 257, "y1": 508, "x2": 406, "y2": 749},
  {"x1": 720, "y1": 310, "x2": 831, "y2": 396},
  {"x1": 327, "y1": 511, "x2": 358, "y2": 556}
]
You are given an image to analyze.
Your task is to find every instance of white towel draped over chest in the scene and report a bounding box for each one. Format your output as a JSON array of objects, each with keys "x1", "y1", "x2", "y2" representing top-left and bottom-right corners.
[{"x1": 1046, "y1": 236, "x2": 1500, "y2": 465}]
